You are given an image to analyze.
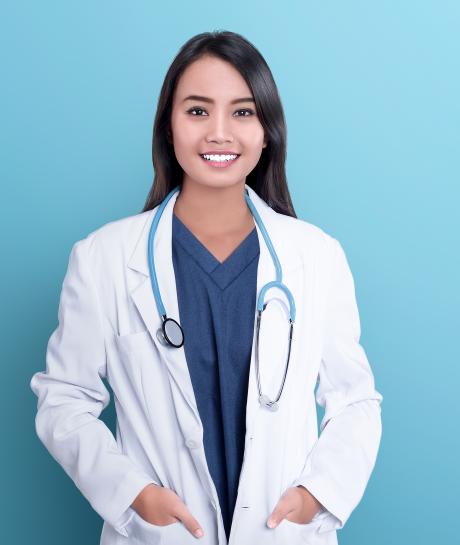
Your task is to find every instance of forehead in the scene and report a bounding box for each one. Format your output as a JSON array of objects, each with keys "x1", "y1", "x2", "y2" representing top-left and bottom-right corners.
[{"x1": 174, "y1": 55, "x2": 253, "y2": 101}]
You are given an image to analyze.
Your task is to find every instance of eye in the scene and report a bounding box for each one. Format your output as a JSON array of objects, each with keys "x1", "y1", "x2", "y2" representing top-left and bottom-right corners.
[
  {"x1": 234, "y1": 108, "x2": 255, "y2": 117},
  {"x1": 186, "y1": 107, "x2": 208, "y2": 116},
  {"x1": 186, "y1": 107, "x2": 256, "y2": 117}
]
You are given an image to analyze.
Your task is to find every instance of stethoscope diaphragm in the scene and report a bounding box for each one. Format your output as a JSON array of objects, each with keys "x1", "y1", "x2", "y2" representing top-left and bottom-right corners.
[{"x1": 156, "y1": 316, "x2": 184, "y2": 348}]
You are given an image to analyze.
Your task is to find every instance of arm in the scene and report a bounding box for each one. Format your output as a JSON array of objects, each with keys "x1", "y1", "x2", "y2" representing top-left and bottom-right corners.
[
  {"x1": 291, "y1": 237, "x2": 383, "y2": 533},
  {"x1": 30, "y1": 237, "x2": 158, "y2": 536}
]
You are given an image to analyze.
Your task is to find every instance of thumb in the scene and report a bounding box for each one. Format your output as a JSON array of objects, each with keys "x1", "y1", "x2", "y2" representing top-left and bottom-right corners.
[
  {"x1": 174, "y1": 502, "x2": 204, "y2": 539},
  {"x1": 267, "y1": 497, "x2": 292, "y2": 529}
]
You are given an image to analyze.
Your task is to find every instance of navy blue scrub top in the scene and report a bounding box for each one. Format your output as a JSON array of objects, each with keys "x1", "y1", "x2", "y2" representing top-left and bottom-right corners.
[{"x1": 171, "y1": 212, "x2": 260, "y2": 540}]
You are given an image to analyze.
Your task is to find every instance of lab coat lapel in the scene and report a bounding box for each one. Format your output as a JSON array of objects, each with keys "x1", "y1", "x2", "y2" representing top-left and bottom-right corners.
[
  {"x1": 128, "y1": 188, "x2": 201, "y2": 422},
  {"x1": 126, "y1": 184, "x2": 302, "y2": 433}
]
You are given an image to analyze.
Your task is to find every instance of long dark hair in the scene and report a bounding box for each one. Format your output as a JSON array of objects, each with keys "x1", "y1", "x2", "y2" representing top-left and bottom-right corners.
[{"x1": 141, "y1": 30, "x2": 297, "y2": 218}]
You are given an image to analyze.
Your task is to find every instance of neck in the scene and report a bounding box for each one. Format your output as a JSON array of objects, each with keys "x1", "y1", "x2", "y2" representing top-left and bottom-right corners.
[{"x1": 173, "y1": 181, "x2": 254, "y2": 236}]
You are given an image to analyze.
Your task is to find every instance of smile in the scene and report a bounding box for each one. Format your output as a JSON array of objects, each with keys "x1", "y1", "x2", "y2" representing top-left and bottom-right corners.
[{"x1": 199, "y1": 153, "x2": 241, "y2": 168}]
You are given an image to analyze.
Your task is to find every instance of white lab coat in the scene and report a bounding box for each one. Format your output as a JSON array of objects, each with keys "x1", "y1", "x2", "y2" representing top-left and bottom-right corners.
[{"x1": 30, "y1": 184, "x2": 383, "y2": 545}]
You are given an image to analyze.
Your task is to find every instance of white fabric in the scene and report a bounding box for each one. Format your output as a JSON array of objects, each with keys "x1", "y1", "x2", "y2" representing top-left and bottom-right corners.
[{"x1": 30, "y1": 184, "x2": 383, "y2": 544}]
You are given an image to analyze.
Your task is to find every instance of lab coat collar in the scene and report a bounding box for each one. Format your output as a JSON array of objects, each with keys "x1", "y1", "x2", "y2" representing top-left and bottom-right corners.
[
  {"x1": 126, "y1": 183, "x2": 302, "y2": 431},
  {"x1": 127, "y1": 184, "x2": 300, "y2": 276}
]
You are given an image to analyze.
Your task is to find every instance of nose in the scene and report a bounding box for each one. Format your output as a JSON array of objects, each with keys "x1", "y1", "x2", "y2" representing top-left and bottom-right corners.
[{"x1": 206, "y1": 110, "x2": 234, "y2": 143}]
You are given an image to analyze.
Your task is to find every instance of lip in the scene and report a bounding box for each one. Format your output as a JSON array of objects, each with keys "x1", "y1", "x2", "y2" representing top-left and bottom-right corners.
[
  {"x1": 199, "y1": 152, "x2": 241, "y2": 169},
  {"x1": 199, "y1": 151, "x2": 241, "y2": 156}
]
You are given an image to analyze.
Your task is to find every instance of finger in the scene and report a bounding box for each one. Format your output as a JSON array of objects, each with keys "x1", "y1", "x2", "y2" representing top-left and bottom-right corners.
[
  {"x1": 267, "y1": 495, "x2": 294, "y2": 529},
  {"x1": 173, "y1": 502, "x2": 204, "y2": 539}
]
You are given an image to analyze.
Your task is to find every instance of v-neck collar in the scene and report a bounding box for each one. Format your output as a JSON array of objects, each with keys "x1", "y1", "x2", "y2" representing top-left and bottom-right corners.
[{"x1": 172, "y1": 212, "x2": 260, "y2": 288}]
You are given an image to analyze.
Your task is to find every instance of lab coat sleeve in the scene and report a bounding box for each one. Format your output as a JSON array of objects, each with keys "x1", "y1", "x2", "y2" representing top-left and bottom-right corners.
[
  {"x1": 291, "y1": 237, "x2": 383, "y2": 533},
  {"x1": 29, "y1": 237, "x2": 159, "y2": 537}
]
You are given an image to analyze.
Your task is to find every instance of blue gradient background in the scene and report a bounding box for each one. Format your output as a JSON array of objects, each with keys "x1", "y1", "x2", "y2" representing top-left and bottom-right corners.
[{"x1": 2, "y1": 1, "x2": 458, "y2": 544}]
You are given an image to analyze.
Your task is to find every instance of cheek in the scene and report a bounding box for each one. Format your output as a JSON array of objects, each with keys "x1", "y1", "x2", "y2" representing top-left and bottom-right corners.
[
  {"x1": 241, "y1": 128, "x2": 265, "y2": 160},
  {"x1": 171, "y1": 128, "x2": 199, "y2": 165},
  {"x1": 241, "y1": 123, "x2": 265, "y2": 148},
  {"x1": 170, "y1": 112, "x2": 195, "y2": 149},
  {"x1": 172, "y1": 121, "x2": 193, "y2": 147}
]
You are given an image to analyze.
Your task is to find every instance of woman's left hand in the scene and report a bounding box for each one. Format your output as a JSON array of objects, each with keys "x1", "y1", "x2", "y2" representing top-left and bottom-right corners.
[{"x1": 267, "y1": 485, "x2": 323, "y2": 529}]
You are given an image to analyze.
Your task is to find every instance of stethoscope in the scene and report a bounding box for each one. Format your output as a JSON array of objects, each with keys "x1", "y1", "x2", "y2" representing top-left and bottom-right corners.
[{"x1": 147, "y1": 185, "x2": 296, "y2": 411}]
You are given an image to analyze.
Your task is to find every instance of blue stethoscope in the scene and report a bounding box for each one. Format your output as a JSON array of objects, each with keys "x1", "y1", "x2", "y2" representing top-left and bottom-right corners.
[{"x1": 147, "y1": 185, "x2": 296, "y2": 411}]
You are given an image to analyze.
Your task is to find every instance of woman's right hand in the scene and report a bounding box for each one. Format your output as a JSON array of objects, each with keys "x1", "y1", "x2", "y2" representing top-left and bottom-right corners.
[{"x1": 131, "y1": 483, "x2": 204, "y2": 538}]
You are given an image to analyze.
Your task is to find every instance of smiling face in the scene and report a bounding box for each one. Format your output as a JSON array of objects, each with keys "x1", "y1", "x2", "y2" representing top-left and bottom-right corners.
[{"x1": 169, "y1": 54, "x2": 267, "y2": 191}]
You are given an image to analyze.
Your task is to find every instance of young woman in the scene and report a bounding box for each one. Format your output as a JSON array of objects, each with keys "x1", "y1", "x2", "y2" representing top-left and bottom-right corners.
[{"x1": 30, "y1": 31, "x2": 383, "y2": 545}]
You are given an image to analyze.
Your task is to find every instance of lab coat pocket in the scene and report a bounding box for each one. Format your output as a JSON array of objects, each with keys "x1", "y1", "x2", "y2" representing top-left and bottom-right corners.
[
  {"x1": 128, "y1": 509, "x2": 184, "y2": 544},
  {"x1": 114, "y1": 329, "x2": 153, "y2": 353},
  {"x1": 111, "y1": 329, "x2": 154, "y2": 368},
  {"x1": 111, "y1": 329, "x2": 169, "y2": 397},
  {"x1": 110, "y1": 328, "x2": 168, "y2": 408}
]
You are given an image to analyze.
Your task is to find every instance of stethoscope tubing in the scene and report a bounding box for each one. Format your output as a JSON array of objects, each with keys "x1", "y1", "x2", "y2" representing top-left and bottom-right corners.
[{"x1": 147, "y1": 185, "x2": 296, "y2": 410}]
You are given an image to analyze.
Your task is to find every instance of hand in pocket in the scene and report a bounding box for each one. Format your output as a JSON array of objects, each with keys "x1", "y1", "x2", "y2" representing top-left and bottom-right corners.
[
  {"x1": 131, "y1": 483, "x2": 204, "y2": 538},
  {"x1": 267, "y1": 485, "x2": 324, "y2": 528}
]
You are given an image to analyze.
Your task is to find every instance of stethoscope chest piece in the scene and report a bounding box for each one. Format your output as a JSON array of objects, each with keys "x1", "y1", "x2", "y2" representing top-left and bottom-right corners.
[{"x1": 156, "y1": 316, "x2": 184, "y2": 348}]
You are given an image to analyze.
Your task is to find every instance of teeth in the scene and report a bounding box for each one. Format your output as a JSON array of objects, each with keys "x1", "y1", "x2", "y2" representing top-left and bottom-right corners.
[{"x1": 202, "y1": 154, "x2": 238, "y2": 162}]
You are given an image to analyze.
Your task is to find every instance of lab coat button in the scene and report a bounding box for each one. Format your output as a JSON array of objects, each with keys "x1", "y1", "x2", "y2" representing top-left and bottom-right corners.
[{"x1": 185, "y1": 438, "x2": 200, "y2": 449}]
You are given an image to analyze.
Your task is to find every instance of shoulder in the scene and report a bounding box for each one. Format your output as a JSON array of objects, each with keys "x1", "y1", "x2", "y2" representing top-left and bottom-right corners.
[
  {"x1": 273, "y1": 212, "x2": 353, "y2": 296},
  {"x1": 274, "y1": 211, "x2": 341, "y2": 262},
  {"x1": 70, "y1": 209, "x2": 152, "y2": 264}
]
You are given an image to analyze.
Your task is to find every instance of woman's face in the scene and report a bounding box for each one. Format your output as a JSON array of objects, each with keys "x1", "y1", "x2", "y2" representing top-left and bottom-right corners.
[{"x1": 170, "y1": 54, "x2": 267, "y2": 190}]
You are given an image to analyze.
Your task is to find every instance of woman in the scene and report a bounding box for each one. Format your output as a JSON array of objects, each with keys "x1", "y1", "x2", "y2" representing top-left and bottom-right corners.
[{"x1": 30, "y1": 31, "x2": 383, "y2": 545}]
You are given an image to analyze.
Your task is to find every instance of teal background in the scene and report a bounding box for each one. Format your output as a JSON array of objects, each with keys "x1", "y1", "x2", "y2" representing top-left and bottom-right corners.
[{"x1": 2, "y1": 1, "x2": 459, "y2": 543}]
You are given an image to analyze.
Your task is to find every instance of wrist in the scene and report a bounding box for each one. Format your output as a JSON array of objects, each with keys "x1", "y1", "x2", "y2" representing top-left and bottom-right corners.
[
  {"x1": 131, "y1": 483, "x2": 158, "y2": 510},
  {"x1": 296, "y1": 485, "x2": 323, "y2": 512}
]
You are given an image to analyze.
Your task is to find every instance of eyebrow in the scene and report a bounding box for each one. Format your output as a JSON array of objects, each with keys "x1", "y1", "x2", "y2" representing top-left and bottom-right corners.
[{"x1": 182, "y1": 94, "x2": 255, "y2": 105}]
